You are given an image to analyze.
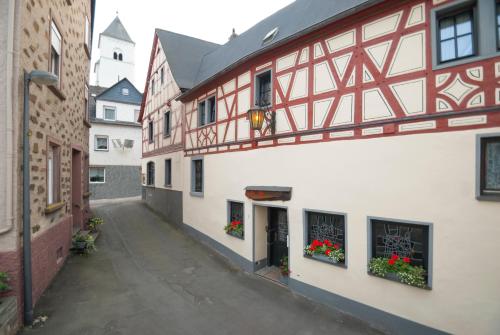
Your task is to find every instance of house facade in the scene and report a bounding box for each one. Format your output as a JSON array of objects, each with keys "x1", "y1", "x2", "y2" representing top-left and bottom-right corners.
[
  {"x1": 89, "y1": 78, "x2": 142, "y2": 200},
  {"x1": 140, "y1": 1, "x2": 500, "y2": 334},
  {"x1": 0, "y1": 0, "x2": 95, "y2": 331}
]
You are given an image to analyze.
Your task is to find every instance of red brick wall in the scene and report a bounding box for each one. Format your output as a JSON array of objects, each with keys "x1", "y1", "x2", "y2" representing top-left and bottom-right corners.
[{"x1": 0, "y1": 214, "x2": 72, "y2": 327}]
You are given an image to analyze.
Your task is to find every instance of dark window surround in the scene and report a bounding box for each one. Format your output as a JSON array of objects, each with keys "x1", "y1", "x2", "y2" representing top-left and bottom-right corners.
[
  {"x1": 476, "y1": 133, "x2": 500, "y2": 201},
  {"x1": 367, "y1": 216, "x2": 433, "y2": 288},
  {"x1": 437, "y1": 8, "x2": 476, "y2": 63},
  {"x1": 227, "y1": 200, "x2": 245, "y2": 239},
  {"x1": 431, "y1": 0, "x2": 500, "y2": 69},
  {"x1": 148, "y1": 120, "x2": 154, "y2": 143},
  {"x1": 161, "y1": 67, "x2": 165, "y2": 85},
  {"x1": 255, "y1": 69, "x2": 272, "y2": 107},
  {"x1": 496, "y1": 1, "x2": 500, "y2": 49},
  {"x1": 163, "y1": 111, "x2": 171, "y2": 137},
  {"x1": 190, "y1": 157, "x2": 204, "y2": 196},
  {"x1": 303, "y1": 209, "x2": 347, "y2": 268},
  {"x1": 146, "y1": 161, "x2": 155, "y2": 186},
  {"x1": 198, "y1": 96, "x2": 216, "y2": 127},
  {"x1": 164, "y1": 159, "x2": 172, "y2": 187}
]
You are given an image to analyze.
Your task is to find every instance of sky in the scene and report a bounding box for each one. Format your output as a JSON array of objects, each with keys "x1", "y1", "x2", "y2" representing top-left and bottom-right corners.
[{"x1": 90, "y1": 0, "x2": 295, "y2": 90}]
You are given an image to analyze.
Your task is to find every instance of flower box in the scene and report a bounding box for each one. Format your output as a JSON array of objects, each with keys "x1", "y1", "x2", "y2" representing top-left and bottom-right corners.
[
  {"x1": 368, "y1": 255, "x2": 429, "y2": 289},
  {"x1": 311, "y1": 253, "x2": 339, "y2": 264},
  {"x1": 226, "y1": 229, "x2": 244, "y2": 240},
  {"x1": 224, "y1": 220, "x2": 244, "y2": 240},
  {"x1": 304, "y1": 239, "x2": 345, "y2": 264}
]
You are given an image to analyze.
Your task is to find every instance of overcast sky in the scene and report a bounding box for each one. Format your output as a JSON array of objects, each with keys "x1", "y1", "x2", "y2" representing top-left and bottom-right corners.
[{"x1": 90, "y1": 0, "x2": 295, "y2": 90}]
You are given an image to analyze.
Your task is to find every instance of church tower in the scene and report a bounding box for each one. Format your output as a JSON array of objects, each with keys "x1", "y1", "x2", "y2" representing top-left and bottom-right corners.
[{"x1": 94, "y1": 16, "x2": 135, "y2": 87}]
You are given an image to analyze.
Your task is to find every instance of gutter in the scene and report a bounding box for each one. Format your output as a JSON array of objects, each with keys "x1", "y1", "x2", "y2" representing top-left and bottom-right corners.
[{"x1": 177, "y1": 0, "x2": 383, "y2": 102}]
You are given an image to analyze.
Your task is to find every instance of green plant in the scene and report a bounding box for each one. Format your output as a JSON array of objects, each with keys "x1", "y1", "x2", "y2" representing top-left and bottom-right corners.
[
  {"x1": 0, "y1": 272, "x2": 11, "y2": 292},
  {"x1": 88, "y1": 217, "x2": 104, "y2": 232},
  {"x1": 72, "y1": 233, "x2": 96, "y2": 254},
  {"x1": 304, "y1": 239, "x2": 345, "y2": 263},
  {"x1": 369, "y1": 255, "x2": 427, "y2": 288},
  {"x1": 280, "y1": 256, "x2": 290, "y2": 276},
  {"x1": 224, "y1": 220, "x2": 243, "y2": 238}
]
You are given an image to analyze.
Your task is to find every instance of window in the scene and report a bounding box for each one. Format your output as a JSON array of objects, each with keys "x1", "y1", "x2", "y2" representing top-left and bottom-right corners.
[
  {"x1": 89, "y1": 167, "x2": 105, "y2": 183},
  {"x1": 191, "y1": 158, "x2": 203, "y2": 195},
  {"x1": 262, "y1": 27, "x2": 279, "y2": 45},
  {"x1": 50, "y1": 21, "x2": 62, "y2": 85},
  {"x1": 160, "y1": 67, "x2": 164, "y2": 85},
  {"x1": 84, "y1": 15, "x2": 90, "y2": 49},
  {"x1": 151, "y1": 78, "x2": 155, "y2": 95},
  {"x1": 164, "y1": 111, "x2": 171, "y2": 137},
  {"x1": 369, "y1": 218, "x2": 431, "y2": 288},
  {"x1": 113, "y1": 52, "x2": 118, "y2": 60},
  {"x1": 148, "y1": 120, "x2": 154, "y2": 143},
  {"x1": 255, "y1": 70, "x2": 272, "y2": 106},
  {"x1": 438, "y1": 9, "x2": 475, "y2": 63},
  {"x1": 147, "y1": 162, "x2": 155, "y2": 186},
  {"x1": 227, "y1": 201, "x2": 244, "y2": 239},
  {"x1": 198, "y1": 96, "x2": 216, "y2": 127},
  {"x1": 122, "y1": 88, "x2": 129, "y2": 96},
  {"x1": 118, "y1": 53, "x2": 123, "y2": 61},
  {"x1": 134, "y1": 110, "x2": 140, "y2": 122},
  {"x1": 47, "y1": 142, "x2": 61, "y2": 205},
  {"x1": 95, "y1": 135, "x2": 108, "y2": 151},
  {"x1": 104, "y1": 106, "x2": 116, "y2": 121},
  {"x1": 164, "y1": 159, "x2": 172, "y2": 187},
  {"x1": 477, "y1": 134, "x2": 500, "y2": 200},
  {"x1": 305, "y1": 211, "x2": 346, "y2": 266}
]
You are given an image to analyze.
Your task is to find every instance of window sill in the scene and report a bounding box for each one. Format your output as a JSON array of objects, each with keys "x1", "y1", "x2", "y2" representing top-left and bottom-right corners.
[
  {"x1": 367, "y1": 271, "x2": 431, "y2": 290},
  {"x1": 164, "y1": 184, "x2": 172, "y2": 188},
  {"x1": 476, "y1": 194, "x2": 500, "y2": 202},
  {"x1": 83, "y1": 192, "x2": 92, "y2": 199},
  {"x1": 94, "y1": 149, "x2": 109, "y2": 152},
  {"x1": 190, "y1": 191, "x2": 204, "y2": 198},
  {"x1": 83, "y1": 119, "x2": 92, "y2": 128},
  {"x1": 45, "y1": 201, "x2": 65, "y2": 214},
  {"x1": 226, "y1": 230, "x2": 244, "y2": 240},
  {"x1": 304, "y1": 254, "x2": 346, "y2": 269},
  {"x1": 90, "y1": 181, "x2": 105, "y2": 184},
  {"x1": 163, "y1": 134, "x2": 171, "y2": 139},
  {"x1": 433, "y1": 52, "x2": 500, "y2": 71},
  {"x1": 48, "y1": 85, "x2": 66, "y2": 101}
]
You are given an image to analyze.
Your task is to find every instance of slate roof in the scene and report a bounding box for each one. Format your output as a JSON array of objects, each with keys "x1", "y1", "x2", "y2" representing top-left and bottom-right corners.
[
  {"x1": 100, "y1": 16, "x2": 134, "y2": 44},
  {"x1": 155, "y1": 29, "x2": 220, "y2": 90},
  {"x1": 96, "y1": 78, "x2": 143, "y2": 105},
  {"x1": 192, "y1": 0, "x2": 375, "y2": 89}
]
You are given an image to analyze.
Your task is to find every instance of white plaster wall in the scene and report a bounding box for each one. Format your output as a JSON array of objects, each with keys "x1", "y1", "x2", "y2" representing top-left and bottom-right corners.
[
  {"x1": 89, "y1": 123, "x2": 142, "y2": 166},
  {"x1": 95, "y1": 100, "x2": 140, "y2": 123},
  {"x1": 141, "y1": 151, "x2": 184, "y2": 192},
  {"x1": 0, "y1": 0, "x2": 19, "y2": 252},
  {"x1": 96, "y1": 35, "x2": 135, "y2": 87},
  {"x1": 182, "y1": 127, "x2": 500, "y2": 335}
]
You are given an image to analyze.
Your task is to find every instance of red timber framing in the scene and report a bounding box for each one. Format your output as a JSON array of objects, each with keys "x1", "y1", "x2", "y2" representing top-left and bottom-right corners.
[
  {"x1": 180, "y1": 0, "x2": 500, "y2": 157},
  {"x1": 140, "y1": 33, "x2": 184, "y2": 159}
]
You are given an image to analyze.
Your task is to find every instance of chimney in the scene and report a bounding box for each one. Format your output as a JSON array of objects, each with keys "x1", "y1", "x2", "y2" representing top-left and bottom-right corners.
[{"x1": 228, "y1": 28, "x2": 238, "y2": 41}]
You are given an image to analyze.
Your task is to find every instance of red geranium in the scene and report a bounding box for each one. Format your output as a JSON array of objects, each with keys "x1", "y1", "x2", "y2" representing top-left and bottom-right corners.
[
  {"x1": 403, "y1": 257, "x2": 411, "y2": 263},
  {"x1": 388, "y1": 259, "x2": 396, "y2": 265},
  {"x1": 325, "y1": 249, "x2": 331, "y2": 256},
  {"x1": 231, "y1": 220, "x2": 241, "y2": 227},
  {"x1": 333, "y1": 244, "x2": 340, "y2": 250},
  {"x1": 391, "y1": 254, "x2": 399, "y2": 261},
  {"x1": 324, "y1": 240, "x2": 332, "y2": 247}
]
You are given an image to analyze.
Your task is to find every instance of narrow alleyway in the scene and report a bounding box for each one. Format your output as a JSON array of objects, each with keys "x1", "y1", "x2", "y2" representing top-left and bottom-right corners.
[{"x1": 21, "y1": 200, "x2": 383, "y2": 335}]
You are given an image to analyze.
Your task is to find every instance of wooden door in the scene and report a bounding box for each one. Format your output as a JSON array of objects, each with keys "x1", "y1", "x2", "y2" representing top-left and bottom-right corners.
[{"x1": 267, "y1": 208, "x2": 288, "y2": 267}]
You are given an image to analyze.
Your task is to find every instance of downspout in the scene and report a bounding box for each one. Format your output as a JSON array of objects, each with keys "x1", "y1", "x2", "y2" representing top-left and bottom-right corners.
[{"x1": 22, "y1": 71, "x2": 33, "y2": 325}]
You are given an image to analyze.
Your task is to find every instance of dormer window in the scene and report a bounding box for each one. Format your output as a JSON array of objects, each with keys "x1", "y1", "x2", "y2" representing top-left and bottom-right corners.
[
  {"x1": 113, "y1": 52, "x2": 118, "y2": 60},
  {"x1": 262, "y1": 27, "x2": 279, "y2": 45},
  {"x1": 122, "y1": 88, "x2": 129, "y2": 96},
  {"x1": 118, "y1": 53, "x2": 123, "y2": 61}
]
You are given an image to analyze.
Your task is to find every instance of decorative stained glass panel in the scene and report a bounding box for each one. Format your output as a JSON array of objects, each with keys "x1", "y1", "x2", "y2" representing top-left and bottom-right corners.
[
  {"x1": 307, "y1": 212, "x2": 345, "y2": 248},
  {"x1": 484, "y1": 138, "x2": 500, "y2": 191},
  {"x1": 229, "y1": 202, "x2": 243, "y2": 223}
]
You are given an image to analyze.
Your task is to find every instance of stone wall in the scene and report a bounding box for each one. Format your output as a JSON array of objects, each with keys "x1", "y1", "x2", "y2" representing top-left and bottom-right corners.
[{"x1": 90, "y1": 165, "x2": 141, "y2": 200}]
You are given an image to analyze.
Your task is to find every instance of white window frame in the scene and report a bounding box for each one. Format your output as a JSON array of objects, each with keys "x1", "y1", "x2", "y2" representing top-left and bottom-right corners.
[
  {"x1": 122, "y1": 88, "x2": 129, "y2": 96},
  {"x1": 198, "y1": 96, "x2": 216, "y2": 127},
  {"x1": 50, "y1": 20, "x2": 62, "y2": 86},
  {"x1": 95, "y1": 135, "x2": 109, "y2": 151},
  {"x1": 84, "y1": 15, "x2": 90, "y2": 49},
  {"x1": 103, "y1": 106, "x2": 116, "y2": 121},
  {"x1": 89, "y1": 167, "x2": 106, "y2": 184}
]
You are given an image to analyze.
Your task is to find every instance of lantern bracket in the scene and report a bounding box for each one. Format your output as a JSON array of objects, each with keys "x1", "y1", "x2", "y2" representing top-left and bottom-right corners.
[{"x1": 247, "y1": 106, "x2": 275, "y2": 135}]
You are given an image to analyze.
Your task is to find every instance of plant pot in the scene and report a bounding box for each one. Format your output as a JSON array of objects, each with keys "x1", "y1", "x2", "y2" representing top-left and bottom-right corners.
[
  {"x1": 312, "y1": 253, "x2": 338, "y2": 264},
  {"x1": 226, "y1": 230, "x2": 244, "y2": 240},
  {"x1": 73, "y1": 241, "x2": 87, "y2": 250},
  {"x1": 384, "y1": 272, "x2": 400, "y2": 281}
]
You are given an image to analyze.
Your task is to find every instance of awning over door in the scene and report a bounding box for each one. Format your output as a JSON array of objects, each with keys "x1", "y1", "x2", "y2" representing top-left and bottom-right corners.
[{"x1": 245, "y1": 186, "x2": 292, "y2": 201}]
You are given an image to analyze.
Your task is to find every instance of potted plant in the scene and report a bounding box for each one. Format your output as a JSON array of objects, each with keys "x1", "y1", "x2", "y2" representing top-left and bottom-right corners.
[
  {"x1": 304, "y1": 239, "x2": 345, "y2": 264},
  {"x1": 72, "y1": 233, "x2": 96, "y2": 254},
  {"x1": 279, "y1": 256, "x2": 290, "y2": 285},
  {"x1": 368, "y1": 254, "x2": 427, "y2": 288},
  {"x1": 88, "y1": 217, "x2": 104, "y2": 233},
  {"x1": 224, "y1": 220, "x2": 244, "y2": 239},
  {"x1": 0, "y1": 272, "x2": 11, "y2": 293}
]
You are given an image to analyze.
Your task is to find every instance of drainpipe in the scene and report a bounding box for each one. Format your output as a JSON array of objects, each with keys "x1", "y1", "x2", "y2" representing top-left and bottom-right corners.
[{"x1": 22, "y1": 71, "x2": 33, "y2": 326}]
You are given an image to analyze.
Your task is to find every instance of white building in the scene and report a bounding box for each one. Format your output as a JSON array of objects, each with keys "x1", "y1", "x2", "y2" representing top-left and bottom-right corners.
[
  {"x1": 94, "y1": 16, "x2": 135, "y2": 88},
  {"x1": 89, "y1": 16, "x2": 142, "y2": 200}
]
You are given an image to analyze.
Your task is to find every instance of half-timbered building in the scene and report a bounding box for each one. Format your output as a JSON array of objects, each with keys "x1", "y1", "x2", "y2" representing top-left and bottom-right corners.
[{"x1": 139, "y1": 1, "x2": 500, "y2": 334}]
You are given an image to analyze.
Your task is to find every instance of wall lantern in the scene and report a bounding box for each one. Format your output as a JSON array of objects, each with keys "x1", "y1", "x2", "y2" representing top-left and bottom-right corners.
[{"x1": 247, "y1": 107, "x2": 275, "y2": 134}]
